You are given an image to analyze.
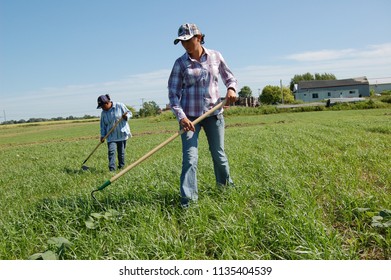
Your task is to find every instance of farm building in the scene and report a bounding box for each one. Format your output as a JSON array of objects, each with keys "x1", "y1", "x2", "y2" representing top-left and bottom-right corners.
[
  {"x1": 295, "y1": 76, "x2": 370, "y2": 102},
  {"x1": 368, "y1": 77, "x2": 391, "y2": 94}
]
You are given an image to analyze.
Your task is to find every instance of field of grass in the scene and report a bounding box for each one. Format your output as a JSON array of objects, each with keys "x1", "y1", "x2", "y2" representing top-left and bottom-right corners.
[{"x1": 0, "y1": 108, "x2": 390, "y2": 260}]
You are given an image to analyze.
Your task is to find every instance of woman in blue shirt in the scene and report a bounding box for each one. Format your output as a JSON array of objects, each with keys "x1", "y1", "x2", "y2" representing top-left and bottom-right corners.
[{"x1": 97, "y1": 94, "x2": 132, "y2": 171}]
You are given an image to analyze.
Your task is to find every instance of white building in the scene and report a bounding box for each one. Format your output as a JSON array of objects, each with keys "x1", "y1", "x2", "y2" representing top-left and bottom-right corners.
[{"x1": 295, "y1": 77, "x2": 370, "y2": 102}]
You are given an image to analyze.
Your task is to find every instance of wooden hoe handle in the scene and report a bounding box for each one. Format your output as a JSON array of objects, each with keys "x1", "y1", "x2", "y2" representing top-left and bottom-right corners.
[{"x1": 95, "y1": 99, "x2": 227, "y2": 191}]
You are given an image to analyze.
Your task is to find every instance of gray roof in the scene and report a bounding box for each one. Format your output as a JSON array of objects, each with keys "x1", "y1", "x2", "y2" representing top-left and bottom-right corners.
[{"x1": 298, "y1": 76, "x2": 368, "y2": 90}]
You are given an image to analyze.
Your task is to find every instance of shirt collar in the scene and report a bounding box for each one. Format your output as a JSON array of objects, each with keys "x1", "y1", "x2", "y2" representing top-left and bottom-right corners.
[{"x1": 184, "y1": 47, "x2": 209, "y2": 61}]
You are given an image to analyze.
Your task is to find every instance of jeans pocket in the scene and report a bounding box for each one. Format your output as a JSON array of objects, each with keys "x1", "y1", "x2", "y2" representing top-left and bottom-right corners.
[{"x1": 215, "y1": 114, "x2": 224, "y2": 127}]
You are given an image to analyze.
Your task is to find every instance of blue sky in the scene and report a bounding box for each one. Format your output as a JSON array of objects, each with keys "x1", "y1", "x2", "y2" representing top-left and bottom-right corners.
[{"x1": 1, "y1": 0, "x2": 391, "y2": 121}]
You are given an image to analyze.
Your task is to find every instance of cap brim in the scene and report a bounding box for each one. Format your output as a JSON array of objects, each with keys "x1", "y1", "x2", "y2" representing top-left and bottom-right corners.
[{"x1": 174, "y1": 34, "x2": 194, "y2": 45}]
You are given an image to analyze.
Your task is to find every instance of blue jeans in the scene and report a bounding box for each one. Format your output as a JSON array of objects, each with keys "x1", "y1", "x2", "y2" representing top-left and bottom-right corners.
[
  {"x1": 180, "y1": 114, "x2": 233, "y2": 206},
  {"x1": 107, "y1": 140, "x2": 127, "y2": 171}
]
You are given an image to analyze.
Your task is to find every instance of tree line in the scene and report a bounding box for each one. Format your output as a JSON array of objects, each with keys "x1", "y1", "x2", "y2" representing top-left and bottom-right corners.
[
  {"x1": 1, "y1": 115, "x2": 98, "y2": 125},
  {"x1": 0, "y1": 102, "x2": 162, "y2": 125}
]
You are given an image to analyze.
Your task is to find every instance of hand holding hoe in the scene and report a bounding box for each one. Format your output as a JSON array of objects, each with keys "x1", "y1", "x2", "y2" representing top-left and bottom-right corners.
[
  {"x1": 91, "y1": 100, "x2": 227, "y2": 205},
  {"x1": 81, "y1": 115, "x2": 124, "y2": 170}
]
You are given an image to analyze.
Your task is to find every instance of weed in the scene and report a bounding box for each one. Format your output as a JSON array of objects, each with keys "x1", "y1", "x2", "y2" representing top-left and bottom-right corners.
[{"x1": 29, "y1": 237, "x2": 72, "y2": 260}]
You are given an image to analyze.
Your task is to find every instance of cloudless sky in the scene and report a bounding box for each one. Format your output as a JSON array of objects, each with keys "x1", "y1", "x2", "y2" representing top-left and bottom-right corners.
[{"x1": 1, "y1": 0, "x2": 391, "y2": 121}]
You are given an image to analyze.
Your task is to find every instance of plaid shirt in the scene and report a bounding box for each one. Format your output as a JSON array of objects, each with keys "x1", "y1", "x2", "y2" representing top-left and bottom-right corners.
[{"x1": 168, "y1": 48, "x2": 237, "y2": 120}]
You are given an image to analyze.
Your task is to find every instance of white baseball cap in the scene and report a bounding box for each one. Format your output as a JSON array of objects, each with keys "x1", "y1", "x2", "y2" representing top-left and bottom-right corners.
[{"x1": 174, "y1": 23, "x2": 202, "y2": 45}]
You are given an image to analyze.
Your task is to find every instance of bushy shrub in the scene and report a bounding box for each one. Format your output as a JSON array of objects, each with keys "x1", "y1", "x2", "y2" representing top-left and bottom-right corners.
[
  {"x1": 289, "y1": 106, "x2": 325, "y2": 112},
  {"x1": 380, "y1": 96, "x2": 391, "y2": 104},
  {"x1": 151, "y1": 110, "x2": 176, "y2": 122},
  {"x1": 330, "y1": 100, "x2": 387, "y2": 110},
  {"x1": 224, "y1": 106, "x2": 278, "y2": 116}
]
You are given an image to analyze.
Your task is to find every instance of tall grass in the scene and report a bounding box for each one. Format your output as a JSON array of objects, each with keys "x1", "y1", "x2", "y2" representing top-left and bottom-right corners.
[{"x1": 0, "y1": 108, "x2": 390, "y2": 260}]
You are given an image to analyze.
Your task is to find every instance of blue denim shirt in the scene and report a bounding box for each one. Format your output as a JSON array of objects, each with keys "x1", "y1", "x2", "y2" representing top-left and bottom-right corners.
[{"x1": 100, "y1": 102, "x2": 132, "y2": 142}]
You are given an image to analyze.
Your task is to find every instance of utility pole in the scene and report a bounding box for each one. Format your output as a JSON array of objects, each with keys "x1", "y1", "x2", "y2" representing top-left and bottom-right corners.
[
  {"x1": 0, "y1": 110, "x2": 6, "y2": 123},
  {"x1": 280, "y1": 80, "x2": 284, "y2": 104}
]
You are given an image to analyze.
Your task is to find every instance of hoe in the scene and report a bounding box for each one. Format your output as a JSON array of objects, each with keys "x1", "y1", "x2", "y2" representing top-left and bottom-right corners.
[{"x1": 91, "y1": 100, "x2": 227, "y2": 206}]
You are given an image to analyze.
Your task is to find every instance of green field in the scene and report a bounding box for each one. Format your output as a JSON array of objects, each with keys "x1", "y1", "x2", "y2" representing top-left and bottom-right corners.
[{"x1": 0, "y1": 108, "x2": 390, "y2": 260}]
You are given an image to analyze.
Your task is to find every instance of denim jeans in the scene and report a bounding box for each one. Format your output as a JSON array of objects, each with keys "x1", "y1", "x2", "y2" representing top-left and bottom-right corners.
[
  {"x1": 180, "y1": 114, "x2": 233, "y2": 206},
  {"x1": 107, "y1": 140, "x2": 127, "y2": 171}
]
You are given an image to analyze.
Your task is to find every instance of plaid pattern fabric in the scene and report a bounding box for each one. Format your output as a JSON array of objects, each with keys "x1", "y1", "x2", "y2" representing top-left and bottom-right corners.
[
  {"x1": 100, "y1": 102, "x2": 132, "y2": 142},
  {"x1": 180, "y1": 23, "x2": 200, "y2": 36},
  {"x1": 174, "y1": 23, "x2": 202, "y2": 45},
  {"x1": 168, "y1": 48, "x2": 237, "y2": 120}
]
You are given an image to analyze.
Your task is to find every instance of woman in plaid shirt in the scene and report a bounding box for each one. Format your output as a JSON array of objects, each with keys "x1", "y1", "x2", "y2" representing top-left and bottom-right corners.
[{"x1": 168, "y1": 23, "x2": 238, "y2": 208}]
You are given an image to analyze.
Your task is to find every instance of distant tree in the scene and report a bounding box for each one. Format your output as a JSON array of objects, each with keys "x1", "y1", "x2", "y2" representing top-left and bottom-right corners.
[
  {"x1": 315, "y1": 73, "x2": 336, "y2": 81},
  {"x1": 290, "y1": 72, "x2": 314, "y2": 92},
  {"x1": 126, "y1": 105, "x2": 137, "y2": 117},
  {"x1": 238, "y1": 86, "x2": 252, "y2": 98},
  {"x1": 27, "y1": 118, "x2": 46, "y2": 123},
  {"x1": 290, "y1": 72, "x2": 336, "y2": 91},
  {"x1": 51, "y1": 117, "x2": 65, "y2": 121},
  {"x1": 259, "y1": 85, "x2": 294, "y2": 104},
  {"x1": 139, "y1": 101, "x2": 160, "y2": 117},
  {"x1": 82, "y1": 115, "x2": 95, "y2": 119}
]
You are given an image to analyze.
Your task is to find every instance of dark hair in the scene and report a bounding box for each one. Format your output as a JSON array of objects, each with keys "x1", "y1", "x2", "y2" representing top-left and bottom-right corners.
[
  {"x1": 105, "y1": 94, "x2": 111, "y2": 101},
  {"x1": 200, "y1": 34, "x2": 205, "y2": 44}
]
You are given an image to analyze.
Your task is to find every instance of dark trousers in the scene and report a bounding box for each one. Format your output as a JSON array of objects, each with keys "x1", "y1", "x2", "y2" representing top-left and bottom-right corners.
[{"x1": 108, "y1": 140, "x2": 127, "y2": 171}]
